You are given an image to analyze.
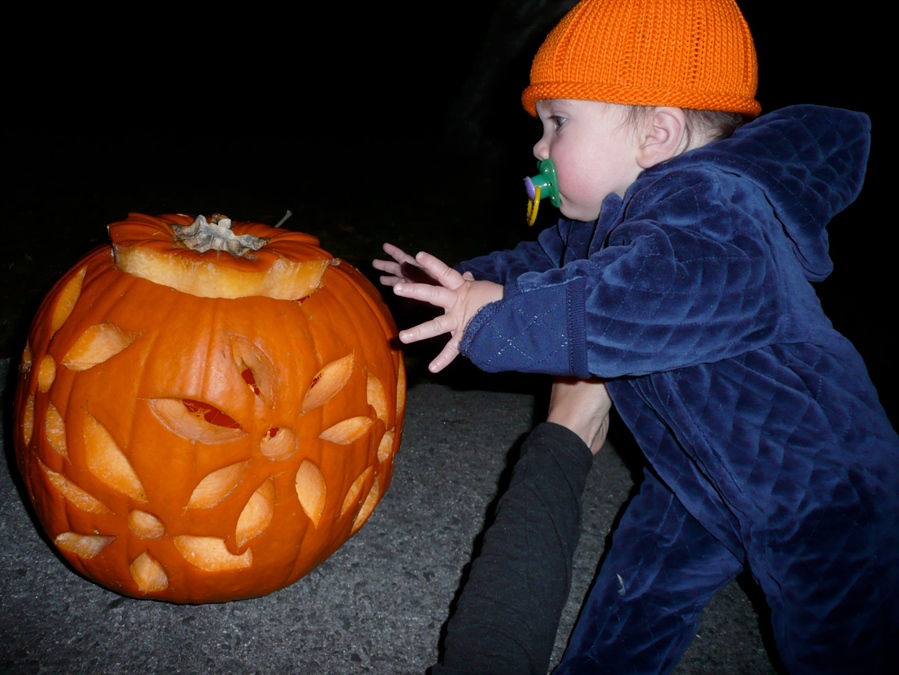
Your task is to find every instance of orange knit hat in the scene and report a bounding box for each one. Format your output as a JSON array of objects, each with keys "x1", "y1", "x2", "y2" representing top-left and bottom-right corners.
[{"x1": 522, "y1": 0, "x2": 761, "y2": 117}]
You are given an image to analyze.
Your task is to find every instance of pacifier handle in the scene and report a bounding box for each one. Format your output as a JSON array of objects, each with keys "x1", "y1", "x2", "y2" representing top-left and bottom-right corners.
[{"x1": 524, "y1": 159, "x2": 560, "y2": 226}]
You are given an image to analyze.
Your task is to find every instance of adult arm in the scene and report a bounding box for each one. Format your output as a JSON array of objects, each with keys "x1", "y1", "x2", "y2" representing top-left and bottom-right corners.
[
  {"x1": 435, "y1": 379, "x2": 610, "y2": 675},
  {"x1": 434, "y1": 422, "x2": 594, "y2": 675}
]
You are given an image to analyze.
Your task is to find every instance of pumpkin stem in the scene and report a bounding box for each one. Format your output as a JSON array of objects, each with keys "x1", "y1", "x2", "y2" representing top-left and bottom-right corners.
[
  {"x1": 173, "y1": 215, "x2": 268, "y2": 257},
  {"x1": 274, "y1": 210, "x2": 292, "y2": 228}
]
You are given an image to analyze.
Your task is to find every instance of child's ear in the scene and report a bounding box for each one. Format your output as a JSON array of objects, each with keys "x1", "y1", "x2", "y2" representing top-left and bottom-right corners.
[{"x1": 636, "y1": 107, "x2": 688, "y2": 169}]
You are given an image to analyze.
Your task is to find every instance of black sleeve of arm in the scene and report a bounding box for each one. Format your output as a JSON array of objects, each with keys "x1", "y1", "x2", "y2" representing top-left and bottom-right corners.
[{"x1": 433, "y1": 422, "x2": 594, "y2": 675}]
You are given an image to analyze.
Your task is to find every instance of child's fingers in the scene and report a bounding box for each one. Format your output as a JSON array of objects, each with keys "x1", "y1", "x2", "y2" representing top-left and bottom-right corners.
[
  {"x1": 398, "y1": 314, "x2": 457, "y2": 344},
  {"x1": 414, "y1": 251, "x2": 464, "y2": 290},
  {"x1": 372, "y1": 258, "x2": 402, "y2": 277},
  {"x1": 382, "y1": 242, "x2": 417, "y2": 265},
  {"x1": 375, "y1": 245, "x2": 445, "y2": 287},
  {"x1": 372, "y1": 258, "x2": 399, "y2": 273},
  {"x1": 392, "y1": 281, "x2": 456, "y2": 309},
  {"x1": 372, "y1": 259, "x2": 404, "y2": 287},
  {"x1": 400, "y1": 261, "x2": 439, "y2": 285},
  {"x1": 428, "y1": 340, "x2": 461, "y2": 373}
]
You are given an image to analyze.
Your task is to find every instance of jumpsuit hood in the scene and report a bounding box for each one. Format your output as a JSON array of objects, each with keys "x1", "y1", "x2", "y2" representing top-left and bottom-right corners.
[{"x1": 671, "y1": 105, "x2": 871, "y2": 282}]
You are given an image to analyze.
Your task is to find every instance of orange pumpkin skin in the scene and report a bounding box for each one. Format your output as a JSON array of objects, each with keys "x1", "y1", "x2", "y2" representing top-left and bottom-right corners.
[{"x1": 14, "y1": 213, "x2": 405, "y2": 603}]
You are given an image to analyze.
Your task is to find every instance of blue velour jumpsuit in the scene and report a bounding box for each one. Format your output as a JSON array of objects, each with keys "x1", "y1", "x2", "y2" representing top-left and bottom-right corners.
[{"x1": 449, "y1": 105, "x2": 898, "y2": 673}]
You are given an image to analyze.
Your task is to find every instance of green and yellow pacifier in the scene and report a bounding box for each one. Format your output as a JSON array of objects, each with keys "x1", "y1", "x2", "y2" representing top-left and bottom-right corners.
[{"x1": 524, "y1": 159, "x2": 560, "y2": 226}]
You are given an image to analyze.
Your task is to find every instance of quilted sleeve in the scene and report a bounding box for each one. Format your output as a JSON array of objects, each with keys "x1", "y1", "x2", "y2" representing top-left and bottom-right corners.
[
  {"x1": 456, "y1": 224, "x2": 573, "y2": 284},
  {"x1": 459, "y1": 170, "x2": 794, "y2": 378}
]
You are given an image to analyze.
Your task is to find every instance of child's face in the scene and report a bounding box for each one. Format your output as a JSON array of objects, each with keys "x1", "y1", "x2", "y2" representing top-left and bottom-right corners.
[{"x1": 534, "y1": 99, "x2": 644, "y2": 221}]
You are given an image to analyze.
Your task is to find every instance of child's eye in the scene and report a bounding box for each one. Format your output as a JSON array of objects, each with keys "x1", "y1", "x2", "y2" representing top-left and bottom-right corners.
[{"x1": 551, "y1": 116, "x2": 567, "y2": 130}]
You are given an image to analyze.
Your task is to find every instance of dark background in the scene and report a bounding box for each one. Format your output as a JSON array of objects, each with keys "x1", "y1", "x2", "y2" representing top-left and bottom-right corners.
[
  {"x1": 0, "y1": 3, "x2": 891, "y2": 673},
  {"x1": 2, "y1": 5, "x2": 892, "y2": 416}
]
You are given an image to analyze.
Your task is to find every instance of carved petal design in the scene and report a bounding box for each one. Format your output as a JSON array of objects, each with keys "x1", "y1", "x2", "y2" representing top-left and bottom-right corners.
[
  {"x1": 61, "y1": 322, "x2": 138, "y2": 371},
  {"x1": 352, "y1": 477, "x2": 381, "y2": 533},
  {"x1": 148, "y1": 398, "x2": 246, "y2": 444},
  {"x1": 55, "y1": 532, "x2": 115, "y2": 559},
  {"x1": 231, "y1": 336, "x2": 277, "y2": 408},
  {"x1": 22, "y1": 395, "x2": 35, "y2": 447},
  {"x1": 188, "y1": 461, "x2": 250, "y2": 509},
  {"x1": 45, "y1": 402, "x2": 69, "y2": 460},
  {"x1": 173, "y1": 536, "x2": 253, "y2": 572},
  {"x1": 340, "y1": 467, "x2": 374, "y2": 517},
  {"x1": 302, "y1": 353, "x2": 354, "y2": 413},
  {"x1": 21, "y1": 342, "x2": 33, "y2": 372},
  {"x1": 319, "y1": 417, "x2": 372, "y2": 445},
  {"x1": 37, "y1": 355, "x2": 56, "y2": 392},
  {"x1": 396, "y1": 360, "x2": 407, "y2": 420},
  {"x1": 366, "y1": 372, "x2": 388, "y2": 423},
  {"x1": 38, "y1": 458, "x2": 111, "y2": 515},
  {"x1": 50, "y1": 266, "x2": 87, "y2": 334},
  {"x1": 377, "y1": 429, "x2": 396, "y2": 463},
  {"x1": 130, "y1": 551, "x2": 169, "y2": 593},
  {"x1": 84, "y1": 412, "x2": 147, "y2": 502},
  {"x1": 259, "y1": 426, "x2": 297, "y2": 461},
  {"x1": 295, "y1": 460, "x2": 326, "y2": 527},
  {"x1": 127, "y1": 510, "x2": 165, "y2": 539},
  {"x1": 236, "y1": 479, "x2": 275, "y2": 547}
]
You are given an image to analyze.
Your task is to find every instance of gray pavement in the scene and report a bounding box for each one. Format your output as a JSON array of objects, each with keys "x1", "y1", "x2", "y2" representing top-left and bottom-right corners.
[{"x1": 1, "y1": 358, "x2": 775, "y2": 673}]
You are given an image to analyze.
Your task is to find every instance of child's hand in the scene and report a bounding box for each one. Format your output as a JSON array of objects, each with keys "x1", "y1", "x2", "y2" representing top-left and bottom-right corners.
[
  {"x1": 392, "y1": 251, "x2": 503, "y2": 373},
  {"x1": 547, "y1": 377, "x2": 612, "y2": 455},
  {"x1": 373, "y1": 243, "x2": 438, "y2": 287}
]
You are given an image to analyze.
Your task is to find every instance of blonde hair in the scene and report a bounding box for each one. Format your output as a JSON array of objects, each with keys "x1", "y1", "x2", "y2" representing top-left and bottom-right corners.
[{"x1": 622, "y1": 106, "x2": 746, "y2": 148}]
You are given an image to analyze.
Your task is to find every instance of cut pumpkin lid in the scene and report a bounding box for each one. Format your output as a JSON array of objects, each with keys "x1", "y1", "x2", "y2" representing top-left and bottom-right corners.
[{"x1": 110, "y1": 213, "x2": 335, "y2": 300}]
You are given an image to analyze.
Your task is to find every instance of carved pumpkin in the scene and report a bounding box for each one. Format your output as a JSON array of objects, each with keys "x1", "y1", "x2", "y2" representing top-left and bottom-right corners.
[{"x1": 14, "y1": 213, "x2": 405, "y2": 603}]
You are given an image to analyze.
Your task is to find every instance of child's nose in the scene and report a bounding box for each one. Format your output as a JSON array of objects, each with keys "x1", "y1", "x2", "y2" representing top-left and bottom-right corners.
[{"x1": 533, "y1": 138, "x2": 549, "y2": 160}]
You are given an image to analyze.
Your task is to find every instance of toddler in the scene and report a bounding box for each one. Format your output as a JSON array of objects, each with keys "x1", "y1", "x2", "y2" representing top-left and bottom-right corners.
[{"x1": 375, "y1": 0, "x2": 897, "y2": 672}]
